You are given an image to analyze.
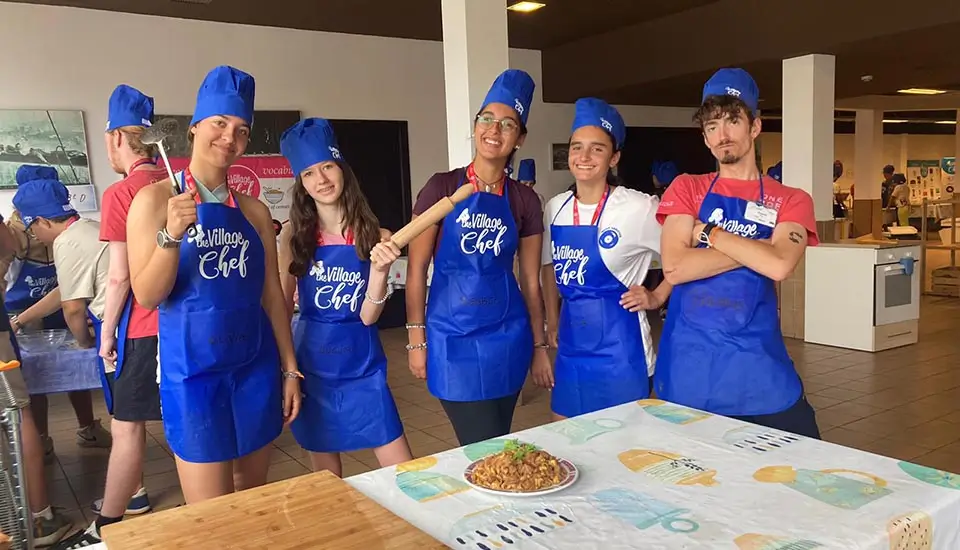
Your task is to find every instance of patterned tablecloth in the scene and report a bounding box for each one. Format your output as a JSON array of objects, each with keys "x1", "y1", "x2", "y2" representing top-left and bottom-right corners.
[
  {"x1": 346, "y1": 399, "x2": 960, "y2": 549},
  {"x1": 20, "y1": 338, "x2": 100, "y2": 394}
]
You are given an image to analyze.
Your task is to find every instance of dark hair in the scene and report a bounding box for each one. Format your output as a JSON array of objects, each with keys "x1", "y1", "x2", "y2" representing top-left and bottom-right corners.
[
  {"x1": 694, "y1": 95, "x2": 757, "y2": 128},
  {"x1": 565, "y1": 128, "x2": 622, "y2": 197},
  {"x1": 287, "y1": 161, "x2": 381, "y2": 278},
  {"x1": 474, "y1": 110, "x2": 528, "y2": 176},
  {"x1": 47, "y1": 213, "x2": 78, "y2": 224}
]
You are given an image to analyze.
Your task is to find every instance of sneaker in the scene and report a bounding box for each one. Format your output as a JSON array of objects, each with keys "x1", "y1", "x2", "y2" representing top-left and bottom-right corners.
[
  {"x1": 43, "y1": 435, "x2": 55, "y2": 465},
  {"x1": 33, "y1": 507, "x2": 72, "y2": 547},
  {"x1": 50, "y1": 521, "x2": 100, "y2": 550},
  {"x1": 90, "y1": 487, "x2": 152, "y2": 516},
  {"x1": 76, "y1": 419, "x2": 112, "y2": 449}
]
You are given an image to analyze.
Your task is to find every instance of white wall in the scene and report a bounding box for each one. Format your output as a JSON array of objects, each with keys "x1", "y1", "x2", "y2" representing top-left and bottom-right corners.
[{"x1": 0, "y1": 3, "x2": 697, "y2": 220}]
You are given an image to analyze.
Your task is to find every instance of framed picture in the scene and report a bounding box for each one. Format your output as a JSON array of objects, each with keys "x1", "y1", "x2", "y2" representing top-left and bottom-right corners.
[
  {"x1": 552, "y1": 143, "x2": 569, "y2": 171},
  {"x1": 154, "y1": 110, "x2": 301, "y2": 157},
  {"x1": 0, "y1": 109, "x2": 91, "y2": 189}
]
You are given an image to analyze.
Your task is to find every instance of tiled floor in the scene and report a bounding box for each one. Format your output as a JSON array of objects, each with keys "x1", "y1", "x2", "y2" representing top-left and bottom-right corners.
[{"x1": 37, "y1": 295, "x2": 960, "y2": 528}]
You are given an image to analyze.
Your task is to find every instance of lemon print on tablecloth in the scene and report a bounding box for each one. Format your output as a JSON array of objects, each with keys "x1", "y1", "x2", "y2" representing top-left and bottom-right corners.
[
  {"x1": 619, "y1": 449, "x2": 719, "y2": 486},
  {"x1": 637, "y1": 399, "x2": 711, "y2": 425},
  {"x1": 394, "y1": 455, "x2": 470, "y2": 503},
  {"x1": 463, "y1": 439, "x2": 512, "y2": 462},
  {"x1": 754, "y1": 466, "x2": 892, "y2": 510},
  {"x1": 734, "y1": 534, "x2": 822, "y2": 549},
  {"x1": 888, "y1": 511, "x2": 933, "y2": 550},
  {"x1": 898, "y1": 461, "x2": 960, "y2": 490}
]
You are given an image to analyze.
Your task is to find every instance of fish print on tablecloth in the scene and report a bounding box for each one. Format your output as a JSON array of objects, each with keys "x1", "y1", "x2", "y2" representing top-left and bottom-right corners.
[
  {"x1": 394, "y1": 456, "x2": 470, "y2": 503},
  {"x1": 590, "y1": 488, "x2": 700, "y2": 533},
  {"x1": 734, "y1": 533, "x2": 823, "y2": 549},
  {"x1": 541, "y1": 417, "x2": 625, "y2": 445},
  {"x1": 888, "y1": 511, "x2": 933, "y2": 550},
  {"x1": 449, "y1": 504, "x2": 576, "y2": 549},
  {"x1": 898, "y1": 461, "x2": 960, "y2": 490},
  {"x1": 723, "y1": 425, "x2": 803, "y2": 454},
  {"x1": 619, "y1": 449, "x2": 719, "y2": 486},
  {"x1": 753, "y1": 466, "x2": 892, "y2": 510},
  {"x1": 637, "y1": 399, "x2": 711, "y2": 425}
]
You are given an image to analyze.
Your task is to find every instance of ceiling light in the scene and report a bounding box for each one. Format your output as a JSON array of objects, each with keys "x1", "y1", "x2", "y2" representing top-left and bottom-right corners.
[
  {"x1": 897, "y1": 88, "x2": 947, "y2": 95},
  {"x1": 935, "y1": 120, "x2": 957, "y2": 124},
  {"x1": 882, "y1": 119, "x2": 908, "y2": 123},
  {"x1": 507, "y1": 1, "x2": 546, "y2": 13}
]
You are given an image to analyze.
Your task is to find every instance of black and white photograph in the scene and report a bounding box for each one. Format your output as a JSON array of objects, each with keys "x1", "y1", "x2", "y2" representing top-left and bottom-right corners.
[
  {"x1": 0, "y1": 109, "x2": 91, "y2": 189},
  {"x1": 552, "y1": 142, "x2": 569, "y2": 171},
  {"x1": 155, "y1": 110, "x2": 301, "y2": 157}
]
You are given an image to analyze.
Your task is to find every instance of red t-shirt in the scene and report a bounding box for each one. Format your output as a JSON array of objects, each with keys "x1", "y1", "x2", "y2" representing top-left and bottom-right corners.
[
  {"x1": 656, "y1": 173, "x2": 820, "y2": 246},
  {"x1": 99, "y1": 168, "x2": 168, "y2": 339}
]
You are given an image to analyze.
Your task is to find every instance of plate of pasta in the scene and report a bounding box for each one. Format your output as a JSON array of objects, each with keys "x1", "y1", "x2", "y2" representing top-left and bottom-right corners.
[{"x1": 463, "y1": 439, "x2": 578, "y2": 497}]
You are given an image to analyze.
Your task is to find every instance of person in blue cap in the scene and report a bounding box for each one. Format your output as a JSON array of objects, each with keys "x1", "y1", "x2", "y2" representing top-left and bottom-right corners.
[
  {"x1": 767, "y1": 161, "x2": 783, "y2": 182},
  {"x1": 405, "y1": 69, "x2": 548, "y2": 445},
  {"x1": 516, "y1": 158, "x2": 544, "y2": 207},
  {"x1": 656, "y1": 68, "x2": 821, "y2": 438},
  {"x1": 124, "y1": 66, "x2": 301, "y2": 504},
  {"x1": 651, "y1": 160, "x2": 679, "y2": 198},
  {"x1": 538, "y1": 98, "x2": 670, "y2": 419},
  {"x1": 276, "y1": 117, "x2": 412, "y2": 476}
]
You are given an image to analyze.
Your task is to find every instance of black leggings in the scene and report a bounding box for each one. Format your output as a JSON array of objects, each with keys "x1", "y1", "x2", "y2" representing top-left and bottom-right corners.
[
  {"x1": 731, "y1": 396, "x2": 821, "y2": 440},
  {"x1": 440, "y1": 393, "x2": 520, "y2": 446}
]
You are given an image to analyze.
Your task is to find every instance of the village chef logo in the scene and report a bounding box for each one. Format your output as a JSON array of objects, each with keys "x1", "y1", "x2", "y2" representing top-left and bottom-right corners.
[
  {"x1": 707, "y1": 207, "x2": 758, "y2": 238},
  {"x1": 24, "y1": 274, "x2": 57, "y2": 298},
  {"x1": 188, "y1": 224, "x2": 250, "y2": 280},
  {"x1": 456, "y1": 208, "x2": 507, "y2": 256},
  {"x1": 553, "y1": 243, "x2": 588, "y2": 286},
  {"x1": 309, "y1": 259, "x2": 365, "y2": 312}
]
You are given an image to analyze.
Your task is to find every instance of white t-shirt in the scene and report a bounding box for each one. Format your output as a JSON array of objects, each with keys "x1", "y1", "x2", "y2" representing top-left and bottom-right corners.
[
  {"x1": 541, "y1": 186, "x2": 662, "y2": 374},
  {"x1": 53, "y1": 218, "x2": 109, "y2": 319}
]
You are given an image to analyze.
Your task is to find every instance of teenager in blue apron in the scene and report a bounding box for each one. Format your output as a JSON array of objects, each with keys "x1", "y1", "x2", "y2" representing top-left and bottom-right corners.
[
  {"x1": 406, "y1": 70, "x2": 550, "y2": 446},
  {"x1": 125, "y1": 66, "x2": 301, "y2": 504},
  {"x1": 656, "y1": 68, "x2": 821, "y2": 439},
  {"x1": 540, "y1": 98, "x2": 670, "y2": 419},
  {"x1": 277, "y1": 118, "x2": 412, "y2": 477}
]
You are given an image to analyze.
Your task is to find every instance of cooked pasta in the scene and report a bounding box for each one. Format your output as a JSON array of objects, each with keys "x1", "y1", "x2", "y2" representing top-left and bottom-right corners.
[{"x1": 471, "y1": 440, "x2": 564, "y2": 492}]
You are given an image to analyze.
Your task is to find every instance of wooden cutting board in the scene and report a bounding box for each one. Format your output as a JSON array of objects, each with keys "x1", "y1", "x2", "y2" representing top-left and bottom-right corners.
[{"x1": 101, "y1": 470, "x2": 445, "y2": 549}]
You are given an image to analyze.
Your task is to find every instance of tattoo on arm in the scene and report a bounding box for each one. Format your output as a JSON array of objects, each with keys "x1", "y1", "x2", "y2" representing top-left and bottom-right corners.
[{"x1": 788, "y1": 231, "x2": 803, "y2": 244}]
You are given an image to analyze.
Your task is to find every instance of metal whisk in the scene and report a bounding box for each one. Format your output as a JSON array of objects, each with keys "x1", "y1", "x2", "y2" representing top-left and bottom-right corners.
[{"x1": 0, "y1": 360, "x2": 33, "y2": 550}]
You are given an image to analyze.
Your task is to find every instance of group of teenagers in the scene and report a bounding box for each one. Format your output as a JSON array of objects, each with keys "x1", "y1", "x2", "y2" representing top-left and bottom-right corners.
[{"x1": 1, "y1": 63, "x2": 824, "y2": 548}]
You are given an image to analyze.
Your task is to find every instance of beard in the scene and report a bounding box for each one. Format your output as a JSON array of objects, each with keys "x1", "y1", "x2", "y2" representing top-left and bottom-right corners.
[{"x1": 719, "y1": 151, "x2": 742, "y2": 164}]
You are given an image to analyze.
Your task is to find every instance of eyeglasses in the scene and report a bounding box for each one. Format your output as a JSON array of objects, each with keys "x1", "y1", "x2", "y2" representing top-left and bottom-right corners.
[{"x1": 476, "y1": 114, "x2": 519, "y2": 134}]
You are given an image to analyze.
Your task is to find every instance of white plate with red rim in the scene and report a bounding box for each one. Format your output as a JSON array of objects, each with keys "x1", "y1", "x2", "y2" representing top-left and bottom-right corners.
[{"x1": 463, "y1": 454, "x2": 579, "y2": 497}]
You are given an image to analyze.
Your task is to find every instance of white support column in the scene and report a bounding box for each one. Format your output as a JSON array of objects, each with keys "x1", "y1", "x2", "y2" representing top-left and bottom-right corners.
[
  {"x1": 441, "y1": 0, "x2": 509, "y2": 169},
  {"x1": 781, "y1": 54, "x2": 835, "y2": 222},
  {"x1": 854, "y1": 110, "x2": 885, "y2": 201},
  {"x1": 955, "y1": 109, "x2": 960, "y2": 197}
]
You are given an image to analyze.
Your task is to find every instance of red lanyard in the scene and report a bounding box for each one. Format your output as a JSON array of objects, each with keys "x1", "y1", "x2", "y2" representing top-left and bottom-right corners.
[
  {"x1": 182, "y1": 167, "x2": 237, "y2": 208},
  {"x1": 63, "y1": 216, "x2": 80, "y2": 230},
  {"x1": 572, "y1": 186, "x2": 610, "y2": 226},
  {"x1": 317, "y1": 227, "x2": 355, "y2": 246},
  {"x1": 127, "y1": 157, "x2": 156, "y2": 175},
  {"x1": 466, "y1": 164, "x2": 504, "y2": 196}
]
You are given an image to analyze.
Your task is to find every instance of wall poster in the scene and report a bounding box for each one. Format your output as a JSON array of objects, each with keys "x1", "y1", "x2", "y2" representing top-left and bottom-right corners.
[{"x1": 0, "y1": 109, "x2": 92, "y2": 190}]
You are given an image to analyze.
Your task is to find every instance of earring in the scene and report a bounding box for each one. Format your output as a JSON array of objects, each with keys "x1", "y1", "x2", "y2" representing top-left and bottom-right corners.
[{"x1": 514, "y1": 145, "x2": 520, "y2": 150}]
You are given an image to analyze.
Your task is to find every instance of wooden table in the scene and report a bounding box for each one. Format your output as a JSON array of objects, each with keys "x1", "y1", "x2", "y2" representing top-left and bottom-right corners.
[{"x1": 101, "y1": 471, "x2": 445, "y2": 549}]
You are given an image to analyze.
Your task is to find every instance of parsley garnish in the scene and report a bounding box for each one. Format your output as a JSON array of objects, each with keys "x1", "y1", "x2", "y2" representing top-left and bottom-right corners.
[{"x1": 503, "y1": 439, "x2": 539, "y2": 461}]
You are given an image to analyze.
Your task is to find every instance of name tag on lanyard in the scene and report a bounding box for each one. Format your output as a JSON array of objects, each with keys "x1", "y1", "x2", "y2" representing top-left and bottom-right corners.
[{"x1": 744, "y1": 201, "x2": 777, "y2": 228}]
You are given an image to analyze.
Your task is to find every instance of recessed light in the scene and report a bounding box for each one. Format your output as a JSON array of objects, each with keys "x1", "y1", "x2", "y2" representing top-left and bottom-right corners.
[
  {"x1": 935, "y1": 120, "x2": 957, "y2": 124},
  {"x1": 897, "y1": 88, "x2": 947, "y2": 95},
  {"x1": 861, "y1": 75, "x2": 873, "y2": 82},
  {"x1": 507, "y1": 1, "x2": 546, "y2": 13},
  {"x1": 882, "y1": 119, "x2": 908, "y2": 123}
]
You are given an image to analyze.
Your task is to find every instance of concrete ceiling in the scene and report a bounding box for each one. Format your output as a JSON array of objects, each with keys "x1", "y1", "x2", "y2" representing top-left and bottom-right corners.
[{"x1": 9, "y1": 0, "x2": 960, "y2": 108}]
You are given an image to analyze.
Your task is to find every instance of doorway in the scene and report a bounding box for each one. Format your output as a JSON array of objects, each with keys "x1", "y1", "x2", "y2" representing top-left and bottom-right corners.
[{"x1": 617, "y1": 127, "x2": 716, "y2": 195}]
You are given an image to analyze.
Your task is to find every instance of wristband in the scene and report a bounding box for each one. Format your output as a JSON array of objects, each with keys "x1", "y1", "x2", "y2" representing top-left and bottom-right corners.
[{"x1": 698, "y1": 223, "x2": 719, "y2": 248}]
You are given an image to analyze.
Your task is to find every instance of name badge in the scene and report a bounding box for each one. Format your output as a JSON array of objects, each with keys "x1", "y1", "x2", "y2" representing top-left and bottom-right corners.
[{"x1": 744, "y1": 202, "x2": 777, "y2": 228}]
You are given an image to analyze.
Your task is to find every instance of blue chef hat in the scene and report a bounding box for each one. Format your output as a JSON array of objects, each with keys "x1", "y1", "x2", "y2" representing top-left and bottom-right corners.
[
  {"x1": 15, "y1": 164, "x2": 59, "y2": 186},
  {"x1": 702, "y1": 68, "x2": 760, "y2": 113},
  {"x1": 106, "y1": 84, "x2": 154, "y2": 132},
  {"x1": 517, "y1": 159, "x2": 535, "y2": 182},
  {"x1": 572, "y1": 98, "x2": 626, "y2": 151},
  {"x1": 767, "y1": 161, "x2": 783, "y2": 182},
  {"x1": 480, "y1": 69, "x2": 536, "y2": 127},
  {"x1": 190, "y1": 65, "x2": 256, "y2": 127},
  {"x1": 651, "y1": 160, "x2": 679, "y2": 187},
  {"x1": 280, "y1": 118, "x2": 343, "y2": 176},
  {"x1": 12, "y1": 171, "x2": 76, "y2": 227}
]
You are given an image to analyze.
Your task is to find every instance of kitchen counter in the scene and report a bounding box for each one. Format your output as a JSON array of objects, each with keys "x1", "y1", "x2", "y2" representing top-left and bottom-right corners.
[{"x1": 816, "y1": 239, "x2": 918, "y2": 250}]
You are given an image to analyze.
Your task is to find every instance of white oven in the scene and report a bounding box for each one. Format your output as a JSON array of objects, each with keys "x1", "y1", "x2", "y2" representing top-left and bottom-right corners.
[{"x1": 874, "y1": 246, "x2": 920, "y2": 327}]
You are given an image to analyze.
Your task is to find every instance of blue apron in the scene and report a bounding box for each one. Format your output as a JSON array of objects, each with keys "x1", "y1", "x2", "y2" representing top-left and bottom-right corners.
[
  {"x1": 5, "y1": 253, "x2": 66, "y2": 329},
  {"x1": 291, "y1": 243, "x2": 403, "y2": 453},
  {"x1": 93, "y1": 296, "x2": 134, "y2": 414},
  {"x1": 426, "y1": 175, "x2": 532, "y2": 402},
  {"x1": 655, "y1": 174, "x2": 802, "y2": 416},
  {"x1": 158, "y1": 173, "x2": 283, "y2": 463},
  {"x1": 550, "y1": 191, "x2": 649, "y2": 417}
]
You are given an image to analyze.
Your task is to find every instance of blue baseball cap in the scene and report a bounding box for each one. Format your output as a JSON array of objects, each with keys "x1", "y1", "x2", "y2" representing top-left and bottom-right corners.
[
  {"x1": 702, "y1": 68, "x2": 760, "y2": 112},
  {"x1": 191, "y1": 65, "x2": 256, "y2": 127},
  {"x1": 517, "y1": 159, "x2": 535, "y2": 181},
  {"x1": 767, "y1": 161, "x2": 783, "y2": 182},
  {"x1": 572, "y1": 98, "x2": 626, "y2": 151},
  {"x1": 15, "y1": 165, "x2": 59, "y2": 186},
  {"x1": 12, "y1": 173, "x2": 76, "y2": 228},
  {"x1": 280, "y1": 118, "x2": 343, "y2": 175},
  {"x1": 651, "y1": 160, "x2": 679, "y2": 187},
  {"x1": 481, "y1": 69, "x2": 536, "y2": 126},
  {"x1": 106, "y1": 84, "x2": 154, "y2": 132}
]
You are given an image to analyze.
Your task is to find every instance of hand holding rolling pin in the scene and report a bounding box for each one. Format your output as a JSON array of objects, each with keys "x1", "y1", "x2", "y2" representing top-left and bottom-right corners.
[{"x1": 370, "y1": 236, "x2": 402, "y2": 273}]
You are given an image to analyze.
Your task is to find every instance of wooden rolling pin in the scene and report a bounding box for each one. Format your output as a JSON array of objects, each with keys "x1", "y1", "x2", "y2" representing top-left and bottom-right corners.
[{"x1": 390, "y1": 183, "x2": 475, "y2": 248}]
